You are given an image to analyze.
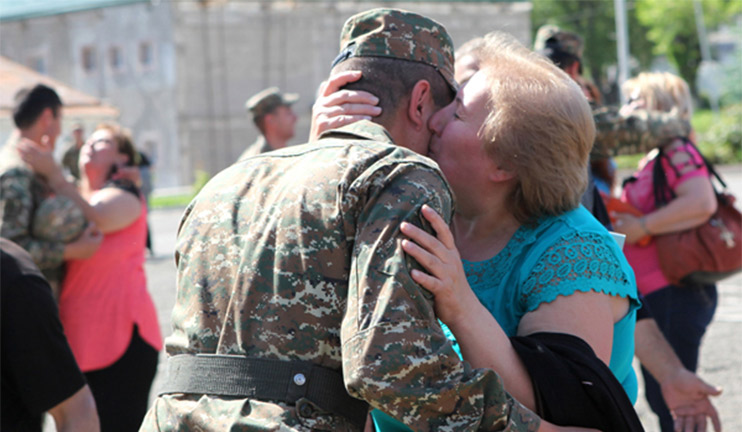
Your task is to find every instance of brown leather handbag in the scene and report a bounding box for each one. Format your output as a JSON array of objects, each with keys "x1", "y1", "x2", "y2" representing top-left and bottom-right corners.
[{"x1": 652, "y1": 140, "x2": 742, "y2": 286}]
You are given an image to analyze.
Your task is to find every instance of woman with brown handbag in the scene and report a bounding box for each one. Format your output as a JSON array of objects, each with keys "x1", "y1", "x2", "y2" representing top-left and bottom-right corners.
[{"x1": 612, "y1": 72, "x2": 719, "y2": 432}]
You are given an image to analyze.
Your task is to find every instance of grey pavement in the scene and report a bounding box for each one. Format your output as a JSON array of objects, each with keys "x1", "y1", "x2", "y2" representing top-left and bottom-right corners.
[{"x1": 143, "y1": 165, "x2": 742, "y2": 431}]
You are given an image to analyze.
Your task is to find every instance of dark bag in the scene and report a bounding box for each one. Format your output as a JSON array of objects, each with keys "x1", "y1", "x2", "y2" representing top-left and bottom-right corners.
[{"x1": 652, "y1": 139, "x2": 742, "y2": 285}]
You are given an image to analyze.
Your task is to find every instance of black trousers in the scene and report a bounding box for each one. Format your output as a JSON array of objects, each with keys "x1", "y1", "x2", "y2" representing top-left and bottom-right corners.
[
  {"x1": 84, "y1": 326, "x2": 159, "y2": 432},
  {"x1": 640, "y1": 284, "x2": 718, "y2": 432}
]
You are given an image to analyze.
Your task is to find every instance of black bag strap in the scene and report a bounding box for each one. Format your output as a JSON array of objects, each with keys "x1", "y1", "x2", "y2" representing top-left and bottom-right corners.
[
  {"x1": 652, "y1": 138, "x2": 728, "y2": 208},
  {"x1": 160, "y1": 354, "x2": 369, "y2": 429}
]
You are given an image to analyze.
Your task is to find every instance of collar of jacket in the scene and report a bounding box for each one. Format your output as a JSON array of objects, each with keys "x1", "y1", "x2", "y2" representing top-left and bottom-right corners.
[{"x1": 318, "y1": 120, "x2": 395, "y2": 145}]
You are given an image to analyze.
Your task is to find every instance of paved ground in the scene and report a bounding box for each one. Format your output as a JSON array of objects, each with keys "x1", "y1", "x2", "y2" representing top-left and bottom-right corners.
[{"x1": 143, "y1": 165, "x2": 742, "y2": 431}]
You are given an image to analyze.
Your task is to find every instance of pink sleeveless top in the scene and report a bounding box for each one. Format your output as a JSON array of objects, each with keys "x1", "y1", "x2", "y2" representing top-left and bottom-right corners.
[
  {"x1": 59, "y1": 191, "x2": 162, "y2": 372},
  {"x1": 621, "y1": 141, "x2": 708, "y2": 295}
]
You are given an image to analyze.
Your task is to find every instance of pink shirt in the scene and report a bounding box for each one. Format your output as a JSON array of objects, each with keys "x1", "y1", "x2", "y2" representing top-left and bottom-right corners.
[
  {"x1": 621, "y1": 141, "x2": 709, "y2": 295},
  {"x1": 59, "y1": 192, "x2": 162, "y2": 372}
]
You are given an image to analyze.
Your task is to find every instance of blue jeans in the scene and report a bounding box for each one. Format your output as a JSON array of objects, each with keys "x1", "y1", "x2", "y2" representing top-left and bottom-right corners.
[{"x1": 640, "y1": 284, "x2": 717, "y2": 432}]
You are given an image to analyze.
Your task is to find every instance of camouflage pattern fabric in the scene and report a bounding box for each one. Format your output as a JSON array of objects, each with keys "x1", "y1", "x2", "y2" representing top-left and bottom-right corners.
[
  {"x1": 237, "y1": 135, "x2": 272, "y2": 162},
  {"x1": 140, "y1": 121, "x2": 540, "y2": 432},
  {"x1": 335, "y1": 8, "x2": 457, "y2": 92},
  {"x1": 592, "y1": 106, "x2": 692, "y2": 159},
  {"x1": 0, "y1": 136, "x2": 70, "y2": 289},
  {"x1": 32, "y1": 195, "x2": 86, "y2": 244}
]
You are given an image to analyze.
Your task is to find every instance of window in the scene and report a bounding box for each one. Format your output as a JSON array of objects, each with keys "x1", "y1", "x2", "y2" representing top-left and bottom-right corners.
[
  {"x1": 82, "y1": 46, "x2": 96, "y2": 72},
  {"x1": 139, "y1": 41, "x2": 153, "y2": 68},
  {"x1": 109, "y1": 46, "x2": 123, "y2": 71}
]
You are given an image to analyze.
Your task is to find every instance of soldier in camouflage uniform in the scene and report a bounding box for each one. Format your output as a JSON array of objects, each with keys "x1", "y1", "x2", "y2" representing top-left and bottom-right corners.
[
  {"x1": 238, "y1": 87, "x2": 299, "y2": 161},
  {"x1": 0, "y1": 84, "x2": 100, "y2": 296},
  {"x1": 141, "y1": 8, "x2": 544, "y2": 432}
]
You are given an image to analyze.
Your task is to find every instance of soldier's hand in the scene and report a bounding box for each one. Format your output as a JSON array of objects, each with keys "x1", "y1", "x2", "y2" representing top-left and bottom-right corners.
[
  {"x1": 310, "y1": 70, "x2": 382, "y2": 141},
  {"x1": 63, "y1": 223, "x2": 103, "y2": 260}
]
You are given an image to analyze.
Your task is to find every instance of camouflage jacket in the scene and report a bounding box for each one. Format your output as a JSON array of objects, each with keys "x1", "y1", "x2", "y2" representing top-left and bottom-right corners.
[
  {"x1": 592, "y1": 106, "x2": 691, "y2": 159},
  {"x1": 0, "y1": 135, "x2": 67, "y2": 285},
  {"x1": 142, "y1": 121, "x2": 539, "y2": 431}
]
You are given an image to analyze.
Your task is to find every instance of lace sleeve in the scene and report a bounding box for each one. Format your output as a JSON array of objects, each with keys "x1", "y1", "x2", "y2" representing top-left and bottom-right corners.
[{"x1": 521, "y1": 231, "x2": 635, "y2": 313}]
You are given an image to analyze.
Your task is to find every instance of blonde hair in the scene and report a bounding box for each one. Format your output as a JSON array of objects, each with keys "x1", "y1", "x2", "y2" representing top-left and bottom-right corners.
[
  {"x1": 477, "y1": 32, "x2": 594, "y2": 224},
  {"x1": 622, "y1": 72, "x2": 693, "y2": 120}
]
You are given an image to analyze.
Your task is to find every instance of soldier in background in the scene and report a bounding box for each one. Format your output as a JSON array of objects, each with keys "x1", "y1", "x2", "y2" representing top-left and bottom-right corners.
[
  {"x1": 238, "y1": 87, "x2": 299, "y2": 161},
  {"x1": 138, "y1": 8, "x2": 585, "y2": 432},
  {"x1": 0, "y1": 84, "x2": 101, "y2": 296},
  {"x1": 61, "y1": 123, "x2": 85, "y2": 179}
]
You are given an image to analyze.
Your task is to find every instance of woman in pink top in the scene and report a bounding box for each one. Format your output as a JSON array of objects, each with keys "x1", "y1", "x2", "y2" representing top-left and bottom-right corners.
[
  {"x1": 22, "y1": 124, "x2": 162, "y2": 432},
  {"x1": 611, "y1": 72, "x2": 718, "y2": 432}
]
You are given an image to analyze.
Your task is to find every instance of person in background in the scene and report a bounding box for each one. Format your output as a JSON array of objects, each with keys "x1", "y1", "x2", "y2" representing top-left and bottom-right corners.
[
  {"x1": 238, "y1": 87, "x2": 299, "y2": 160},
  {"x1": 531, "y1": 30, "x2": 721, "y2": 432},
  {"x1": 0, "y1": 84, "x2": 101, "y2": 296},
  {"x1": 62, "y1": 123, "x2": 85, "y2": 179},
  {"x1": 1, "y1": 238, "x2": 100, "y2": 432},
  {"x1": 613, "y1": 71, "x2": 720, "y2": 432},
  {"x1": 20, "y1": 123, "x2": 162, "y2": 432}
]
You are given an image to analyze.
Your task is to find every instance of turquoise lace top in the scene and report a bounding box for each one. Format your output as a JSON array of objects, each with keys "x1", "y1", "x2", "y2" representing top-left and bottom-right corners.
[{"x1": 372, "y1": 206, "x2": 640, "y2": 431}]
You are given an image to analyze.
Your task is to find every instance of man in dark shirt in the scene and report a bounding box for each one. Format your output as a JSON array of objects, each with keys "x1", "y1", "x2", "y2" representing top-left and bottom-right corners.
[{"x1": 1, "y1": 238, "x2": 99, "y2": 432}]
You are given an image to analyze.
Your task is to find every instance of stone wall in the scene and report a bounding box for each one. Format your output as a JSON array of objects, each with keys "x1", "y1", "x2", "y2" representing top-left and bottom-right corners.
[
  {"x1": 1, "y1": 1, "x2": 531, "y2": 188},
  {"x1": 173, "y1": 1, "x2": 532, "y2": 184}
]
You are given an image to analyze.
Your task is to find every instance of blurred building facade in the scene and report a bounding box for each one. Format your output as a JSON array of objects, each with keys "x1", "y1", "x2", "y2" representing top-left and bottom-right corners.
[{"x1": 0, "y1": 0, "x2": 531, "y2": 189}]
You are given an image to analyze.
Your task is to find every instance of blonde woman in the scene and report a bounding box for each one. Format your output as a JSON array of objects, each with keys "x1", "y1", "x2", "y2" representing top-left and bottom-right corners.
[{"x1": 612, "y1": 72, "x2": 718, "y2": 432}]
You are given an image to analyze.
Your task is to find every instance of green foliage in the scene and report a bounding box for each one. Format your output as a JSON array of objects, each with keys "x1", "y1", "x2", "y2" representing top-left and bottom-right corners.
[
  {"x1": 634, "y1": 0, "x2": 742, "y2": 96},
  {"x1": 531, "y1": 0, "x2": 656, "y2": 92},
  {"x1": 720, "y1": 46, "x2": 742, "y2": 106},
  {"x1": 694, "y1": 104, "x2": 742, "y2": 163},
  {"x1": 150, "y1": 193, "x2": 194, "y2": 209}
]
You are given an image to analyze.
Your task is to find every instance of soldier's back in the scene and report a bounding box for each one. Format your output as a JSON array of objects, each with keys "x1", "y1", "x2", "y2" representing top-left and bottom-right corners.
[{"x1": 149, "y1": 135, "x2": 447, "y2": 431}]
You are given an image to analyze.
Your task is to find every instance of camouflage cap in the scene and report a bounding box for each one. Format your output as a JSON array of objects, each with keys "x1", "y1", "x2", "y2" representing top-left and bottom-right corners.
[
  {"x1": 245, "y1": 87, "x2": 299, "y2": 119},
  {"x1": 332, "y1": 8, "x2": 457, "y2": 92},
  {"x1": 533, "y1": 24, "x2": 584, "y2": 58}
]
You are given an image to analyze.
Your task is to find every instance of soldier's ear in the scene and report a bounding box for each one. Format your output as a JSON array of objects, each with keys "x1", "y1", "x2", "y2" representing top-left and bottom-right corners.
[{"x1": 406, "y1": 80, "x2": 432, "y2": 132}]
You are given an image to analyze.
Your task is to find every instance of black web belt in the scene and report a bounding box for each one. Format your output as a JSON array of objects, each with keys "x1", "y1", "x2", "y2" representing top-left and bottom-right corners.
[{"x1": 159, "y1": 354, "x2": 369, "y2": 429}]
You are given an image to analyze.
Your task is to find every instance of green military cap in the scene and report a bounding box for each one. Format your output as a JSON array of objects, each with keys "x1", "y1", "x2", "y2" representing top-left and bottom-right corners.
[
  {"x1": 332, "y1": 8, "x2": 457, "y2": 92},
  {"x1": 533, "y1": 24, "x2": 584, "y2": 58},
  {"x1": 32, "y1": 196, "x2": 86, "y2": 243},
  {"x1": 245, "y1": 87, "x2": 299, "y2": 119}
]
